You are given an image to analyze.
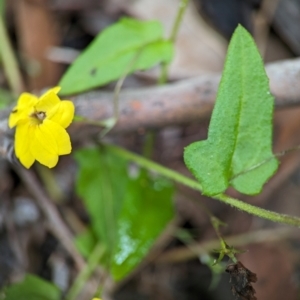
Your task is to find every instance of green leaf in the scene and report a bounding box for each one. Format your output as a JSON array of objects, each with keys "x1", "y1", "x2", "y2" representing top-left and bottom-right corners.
[
  {"x1": 75, "y1": 228, "x2": 97, "y2": 258},
  {"x1": 59, "y1": 18, "x2": 174, "y2": 95},
  {"x1": 3, "y1": 274, "x2": 61, "y2": 300},
  {"x1": 75, "y1": 146, "x2": 129, "y2": 265},
  {"x1": 74, "y1": 146, "x2": 174, "y2": 281},
  {"x1": 111, "y1": 171, "x2": 174, "y2": 280},
  {"x1": 184, "y1": 25, "x2": 278, "y2": 196}
]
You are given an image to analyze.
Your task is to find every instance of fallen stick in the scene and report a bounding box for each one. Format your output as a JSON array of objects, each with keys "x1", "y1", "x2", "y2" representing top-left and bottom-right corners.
[
  {"x1": 72, "y1": 58, "x2": 300, "y2": 133},
  {"x1": 1, "y1": 58, "x2": 300, "y2": 136}
]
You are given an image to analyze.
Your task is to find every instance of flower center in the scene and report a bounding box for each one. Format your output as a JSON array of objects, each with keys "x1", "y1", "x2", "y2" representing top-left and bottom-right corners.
[
  {"x1": 36, "y1": 111, "x2": 46, "y2": 121},
  {"x1": 30, "y1": 111, "x2": 46, "y2": 124}
]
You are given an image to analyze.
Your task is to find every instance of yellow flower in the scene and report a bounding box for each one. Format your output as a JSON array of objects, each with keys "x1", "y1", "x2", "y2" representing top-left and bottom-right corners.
[{"x1": 8, "y1": 87, "x2": 75, "y2": 168}]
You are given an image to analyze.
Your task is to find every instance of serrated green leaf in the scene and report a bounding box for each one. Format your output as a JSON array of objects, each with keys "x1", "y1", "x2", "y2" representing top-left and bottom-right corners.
[
  {"x1": 74, "y1": 146, "x2": 174, "y2": 281},
  {"x1": 184, "y1": 25, "x2": 278, "y2": 196},
  {"x1": 3, "y1": 274, "x2": 61, "y2": 300},
  {"x1": 59, "y1": 18, "x2": 174, "y2": 95}
]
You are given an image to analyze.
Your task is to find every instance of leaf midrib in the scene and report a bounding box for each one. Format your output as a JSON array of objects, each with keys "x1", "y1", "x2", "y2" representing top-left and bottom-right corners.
[{"x1": 228, "y1": 39, "x2": 246, "y2": 179}]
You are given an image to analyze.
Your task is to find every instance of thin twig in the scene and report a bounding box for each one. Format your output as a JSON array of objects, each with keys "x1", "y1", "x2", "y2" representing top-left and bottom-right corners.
[
  {"x1": 65, "y1": 243, "x2": 106, "y2": 300},
  {"x1": 14, "y1": 166, "x2": 86, "y2": 271},
  {"x1": 157, "y1": 227, "x2": 296, "y2": 263}
]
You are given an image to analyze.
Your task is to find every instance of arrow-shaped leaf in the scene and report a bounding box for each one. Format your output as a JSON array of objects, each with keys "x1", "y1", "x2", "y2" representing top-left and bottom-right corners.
[{"x1": 184, "y1": 25, "x2": 278, "y2": 196}]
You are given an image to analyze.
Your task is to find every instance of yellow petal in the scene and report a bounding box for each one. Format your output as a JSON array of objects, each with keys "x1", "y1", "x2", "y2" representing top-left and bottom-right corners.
[
  {"x1": 17, "y1": 92, "x2": 39, "y2": 107},
  {"x1": 9, "y1": 107, "x2": 24, "y2": 128},
  {"x1": 9, "y1": 93, "x2": 38, "y2": 128},
  {"x1": 44, "y1": 86, "x2": 61, "y2": 95},
  {"x1": 35, "y1": 88, "x2": 61, "y2": 113},
  {"x1": 54, "y1": 124, "x2": 71, "y2": 155},
  {"x1": 15, "y1": 123, "x2": 35, "y2": 168},
  {"x1": 47, "y1": 100, "x2": 75, "y2": 128},
  {"x1": 30, "y1": 124, "x2": 59, "y2": 168},
  {"x1": 41, "y1": 119, "x2": 71, "y2": 155}
]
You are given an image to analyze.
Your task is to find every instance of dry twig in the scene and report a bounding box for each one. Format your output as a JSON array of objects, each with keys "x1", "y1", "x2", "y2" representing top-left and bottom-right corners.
[
  {"x1": 14, "y1": 166, "x2": 86, "y2": 271},
  {"x1": 156, "y1": 227, "x2": 296, "y2": 264},
  {"x1": 0, "y1": 58, "x2": 300, "y2": 137}
]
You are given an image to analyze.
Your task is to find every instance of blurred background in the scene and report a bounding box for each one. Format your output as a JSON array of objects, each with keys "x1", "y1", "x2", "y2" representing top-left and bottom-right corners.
[{"x1": 1, "y1": 0, "x2": 300, "y2": 299}]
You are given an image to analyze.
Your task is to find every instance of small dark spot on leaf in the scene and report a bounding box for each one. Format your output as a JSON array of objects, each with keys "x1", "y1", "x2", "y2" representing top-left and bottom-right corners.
[{"x1": 90, "y1": 68, "x2": 97, "y2": 76}]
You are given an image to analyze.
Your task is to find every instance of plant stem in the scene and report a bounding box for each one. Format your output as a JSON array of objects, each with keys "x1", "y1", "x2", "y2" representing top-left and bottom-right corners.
[
  {"x1": 0, "y1": 0, "x2": 5, "y2": 17},
  {"x1": 215, "y1": 193, "x2": 300, "y2": 227},
  {"x1": 158, "y1": 227, "x2": 294, "y2": 263},
  {"x1": 106, "y1": 144, "x2": 300, "y2": 227},
  {"x1": 66, "y1": 243, "x2": 106, "y2": 300},
  {"x1": 106, "y1": 143, "x2": 202, "y2": 189},
  {"x1": 99, "y1": 50, "x2": 144, "y2": 138},
  {"x1": 159, "y1": 0, "x2": 190, "y2": 84},
  {"x1": 36, "y1": 164, "x2": 64, "y2": 203},
  {"x1": 169, "y1": 0, "x2": 190, "y2": 44},
  {"x1": 0, "y1": 15, "x2": 24, "y2": 95}
]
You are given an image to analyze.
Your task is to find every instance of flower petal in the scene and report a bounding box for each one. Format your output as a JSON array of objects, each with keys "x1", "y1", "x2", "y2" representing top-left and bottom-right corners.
[
  {"x1": 9, "y1": 93, "x2": 38, "y2": 128},
  {"x1": 17, "y1": 92, "x2": 39, "y2": 107},
  {"x1": 39, "y1": 119, "x2": 72, "y2": 155},
  {"x1": 15, "y1": 123, "x2": 35, "y2": 168},
  {"x1": 30, "y1": 124, "x2": 59, "y2": 168},
  {"x1": 47, "y1": 101, "x2": 75, "y2": 128},
  {"x1": 35, "y1": 87, "x2": 61, "y2": 113},
  {"x1": 44, "y1": 86, "x2": 61, "y2": 96},
  {"x1": 44, "y1": 120, "x2": 72, "y2": 155}
]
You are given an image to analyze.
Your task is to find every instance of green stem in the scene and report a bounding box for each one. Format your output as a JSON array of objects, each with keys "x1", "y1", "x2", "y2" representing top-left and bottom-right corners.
[
  {"x1": 159, "y1": 0, "x2": 190, "y2": 84},
  {"x1": 36, "y1": 164, "x2": 64, "y2": 203},
  {"x1": 65, "y1": 243, "x2": 106, "y2": 300},
  {"x1": 106, "y1": 143, "x2": 300, "y2": 227},
  {"x1": 73, "y1": 115, "x2": 110, "y2": 128},
  {"x1": 0, "y1": 15, "x2": 24, "y2": 95},
  {"x1": 107, "y1": 143, "x2": 202, "y2": 189},
  {"x1": 0, "y1": 0, "x2": 5, "y2": 17},
  {"x1": 169, "y1": 0, "x2": 190, "y2": 43},
  {"x1": 208, "y1": 216, "x2": 238, "y2": 263},
  {"x1": 215, "y1": 193, "x2": 300, "y2": 226},
  {"x1": 99, "y1": 50, "x2": 144, "y2": 138}
]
